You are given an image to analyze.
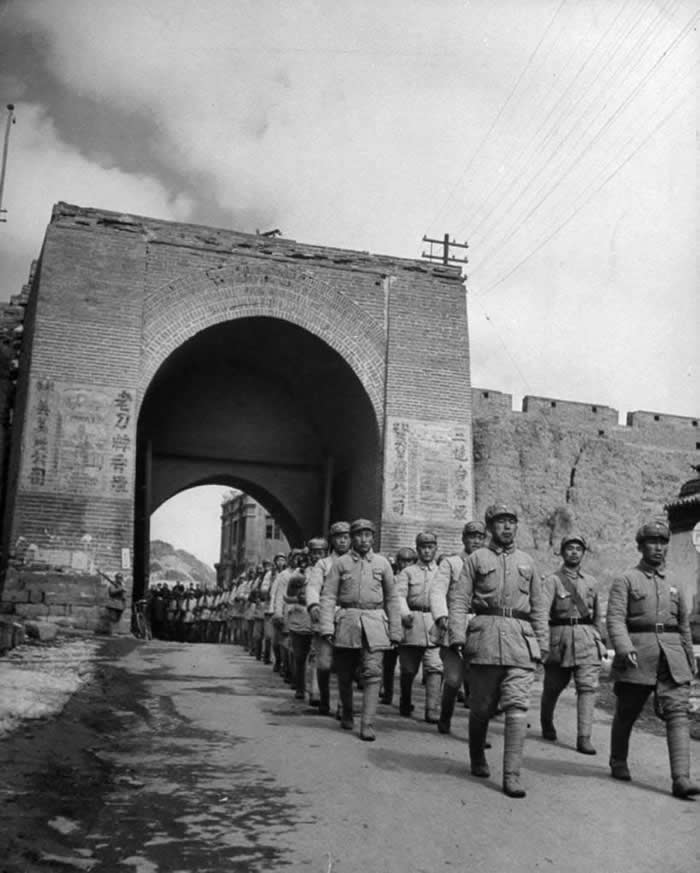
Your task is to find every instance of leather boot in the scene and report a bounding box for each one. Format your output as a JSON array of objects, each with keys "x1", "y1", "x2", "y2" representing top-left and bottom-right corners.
[
  {"x1": 667, "y1": 712, "x2": 700, "y2": 799},
  {"x1": 317, "y1": 669, "x2": 331, "y2": 715},
  {"x1": 399, "y1": 672, "x2": 415, "y2": 717},
  {"x1": 576, "y1": 691, "x2": 597, "y2": 755},
  {"x1": 424, "y1": 673, "x2": 442, "y2": 724},
  {"x1": 502, "y1": 710, "x2": 528, "y2": 798},
  {"x1": 361, "y1": 681, "x2": 380, "y2": 741},
  {"x1": 609, "y1": 709, "x2": 634, "y2": 781},
  {"x1": 381, "y1": 655, "x2": 396, "y2": 705},
  {"x1": 338, "y1": 673, "x2": 355, "y2": 730},
  {"x1": 540, "y1": 674, "x2": 560, "y2": 741},
  {"x1": 469, "y1": 714, "x2": 491, "y2": 778},
  {"x1": 438, "y1": 684, "x2": 459, "y2": 735}
]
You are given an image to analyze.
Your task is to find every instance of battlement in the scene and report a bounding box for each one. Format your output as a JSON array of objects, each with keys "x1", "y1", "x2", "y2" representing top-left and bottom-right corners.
[
  {"x1": 626, "y1": 410, "x2": 699, "y2": 431},
  {"x1": 472, "y1": 388, "x2": 699, "y2": 450}
]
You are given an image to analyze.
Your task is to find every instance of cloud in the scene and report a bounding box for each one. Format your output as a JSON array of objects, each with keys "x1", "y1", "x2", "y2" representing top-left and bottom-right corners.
[{"x1": 0, "y1": 102, "x2": 193, "y2": 299}]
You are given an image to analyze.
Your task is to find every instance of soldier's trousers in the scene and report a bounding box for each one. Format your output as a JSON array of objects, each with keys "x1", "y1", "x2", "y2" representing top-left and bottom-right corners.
[{"x1": 469, "y1": 665, "x2": 534, "y2": 718}]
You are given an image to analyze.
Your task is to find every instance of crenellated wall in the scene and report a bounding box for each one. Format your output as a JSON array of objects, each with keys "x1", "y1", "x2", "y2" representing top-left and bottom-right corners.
[{"x1": 471, "y1": 388, "x2": 699, "y2": 610}]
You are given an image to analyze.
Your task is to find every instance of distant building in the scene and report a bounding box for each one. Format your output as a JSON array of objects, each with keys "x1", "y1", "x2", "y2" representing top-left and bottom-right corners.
[{"x1": 218, "y1": 491, "x2": 289, "y2": 584}]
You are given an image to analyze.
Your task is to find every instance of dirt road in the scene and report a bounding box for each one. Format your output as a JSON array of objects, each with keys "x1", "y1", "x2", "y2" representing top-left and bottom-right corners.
[{"x1": 1, "y1": 639, "x2": 697, "y2": 872}]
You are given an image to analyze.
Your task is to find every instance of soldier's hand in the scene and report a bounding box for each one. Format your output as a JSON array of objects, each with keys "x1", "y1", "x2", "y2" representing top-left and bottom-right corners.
[
  {"x1": 436, "y1": 617, "x2": 448, "y2": 632},
  {"x1": 322, "y1": 633, "x2": 334, "y2": 643},
  {"x1": 625, "y1": 651, "x2": 638, "y2": 668},
  {"x1": 401, "y1": 614, "x2": 414, "y2": 629},
  {"x1": 450, "y1": 643, "x2": 464, "y2": 657},
  {"x1": 390, "y1": 639, "x2": 401, "y2": 648},
  {"x1": 308, "y1": 605, "x2": 321, "y2": 623}
]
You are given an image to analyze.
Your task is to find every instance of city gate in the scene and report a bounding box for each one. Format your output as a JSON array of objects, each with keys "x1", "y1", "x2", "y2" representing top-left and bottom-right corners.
[{"x1": 0, "y1": 203, "x2": 472, "y2": 629}]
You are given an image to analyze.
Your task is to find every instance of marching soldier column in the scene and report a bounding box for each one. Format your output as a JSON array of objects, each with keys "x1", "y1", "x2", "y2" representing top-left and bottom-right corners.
[{"x1": 143, "y1": 507, "x2": 698, "y2": 802}]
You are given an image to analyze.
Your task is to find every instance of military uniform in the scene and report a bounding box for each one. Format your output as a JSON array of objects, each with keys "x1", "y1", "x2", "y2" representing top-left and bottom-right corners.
[
  {"x1": 320, "y1": 519, "x2": 402, "y2": 740},
  {"x1": 306, "y1": 525, "x2": 349, "y2": 715},
  {"x1": 540, "y1": 534, "x2": 606, "y2": 753},
  {"x1": 451, "y1": 504, "x2": 547, "y2": 797},
  {"x1": 396, "y1": 539, "x2": 442, "y2": 722},
  {"x1": 606, "y1": 520, "x2": 698, "y2": 798},
  {"x1": 286, "y1": 564, "x2": 313, "y2": 700}
]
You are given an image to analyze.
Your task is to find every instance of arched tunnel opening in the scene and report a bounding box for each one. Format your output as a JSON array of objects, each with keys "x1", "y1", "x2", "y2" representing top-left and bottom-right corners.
[{"x1": 132, "y1": 317, "x2": 381, "y2": 598}]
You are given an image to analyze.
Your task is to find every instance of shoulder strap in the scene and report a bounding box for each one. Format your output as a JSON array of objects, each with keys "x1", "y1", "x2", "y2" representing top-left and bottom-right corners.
[{"x1": 556, "y1": 570, "x2": 590, "y2": 619}]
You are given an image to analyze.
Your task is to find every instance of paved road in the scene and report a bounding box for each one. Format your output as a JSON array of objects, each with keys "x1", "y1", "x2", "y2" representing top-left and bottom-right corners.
[{"x1": 2, "y1": 639, "x2": 698, "y2": 872}]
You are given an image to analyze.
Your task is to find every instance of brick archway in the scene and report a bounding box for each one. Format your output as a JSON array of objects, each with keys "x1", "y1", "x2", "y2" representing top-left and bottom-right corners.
[{"x1": 141, "y1": 263, "x2": 386, "y2": 429}]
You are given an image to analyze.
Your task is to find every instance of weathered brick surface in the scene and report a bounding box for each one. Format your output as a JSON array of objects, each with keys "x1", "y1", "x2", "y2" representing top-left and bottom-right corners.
[{"x1": 0, "y1": 204, "x2": 467, "y2": 628}]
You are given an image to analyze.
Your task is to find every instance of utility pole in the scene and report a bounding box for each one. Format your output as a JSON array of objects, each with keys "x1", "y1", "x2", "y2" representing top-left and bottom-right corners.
[
  {"x1": 0, "y1": 104, "x2": 16, "y2": 223},
  {"x1": 421, "y1": 233, "x2": 469, "y2": 267}
]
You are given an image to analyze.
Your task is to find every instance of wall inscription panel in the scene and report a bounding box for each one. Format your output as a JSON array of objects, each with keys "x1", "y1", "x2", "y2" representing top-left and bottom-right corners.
[
  {"x1": 21, "y1": 379, "x2": 136, "y2": 498},
  {"x1": 383, "y1": 417, "x2": 473, "y2": 523}
]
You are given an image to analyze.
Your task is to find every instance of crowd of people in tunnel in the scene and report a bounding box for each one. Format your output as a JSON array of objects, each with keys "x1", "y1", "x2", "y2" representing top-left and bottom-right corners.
[{"x1": 142, "y1": 507, "x2": 698, "y2": 800}]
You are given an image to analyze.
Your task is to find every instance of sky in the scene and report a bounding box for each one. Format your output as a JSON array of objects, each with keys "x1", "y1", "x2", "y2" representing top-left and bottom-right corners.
[{"x1": 0, "y1": 0, "x2": 696, "y2": 567}]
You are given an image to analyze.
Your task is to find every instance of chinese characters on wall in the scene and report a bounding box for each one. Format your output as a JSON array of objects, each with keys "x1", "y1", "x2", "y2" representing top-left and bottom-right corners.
[
  {"x1": 384, "y1": 417, "x2": 473, "y2": 522},
  {"x1": 22, "y1": 380, "x2": 136, "y2": 498}
]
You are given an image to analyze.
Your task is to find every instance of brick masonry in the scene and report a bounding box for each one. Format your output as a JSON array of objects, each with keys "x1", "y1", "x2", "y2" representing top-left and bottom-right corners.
[
  {"x1": 0, "y1": 203, "x2": 470, "y2": 628},
  {"x1": 1, "y1": 204, "x2": 697, "y2": 633}
]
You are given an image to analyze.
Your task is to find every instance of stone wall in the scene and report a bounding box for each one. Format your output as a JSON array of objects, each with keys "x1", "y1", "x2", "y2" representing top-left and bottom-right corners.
[{"x1": 471, "y1": 388, "x2": 699, "y2": 608}]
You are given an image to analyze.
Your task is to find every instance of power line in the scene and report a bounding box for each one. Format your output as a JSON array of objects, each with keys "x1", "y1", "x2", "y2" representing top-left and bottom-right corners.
[
  {"x1": 464, "y1": 0, "x2": 653, "y2": 245},
  {"x1": 423, "y1": 0, "x2": 569, "y2": 236},
  {"x1": 472, "y1": 86, "x2": 692, "y2": 298},
  {"x1": 472, "y1": 4, "x2": 695, "y2": 278}
]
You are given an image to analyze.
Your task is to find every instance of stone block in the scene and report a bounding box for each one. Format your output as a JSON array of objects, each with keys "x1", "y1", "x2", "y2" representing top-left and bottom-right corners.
[
  {"x1": 24, "y1": 620, "x2": 59, "y2": 641},
  {"x1": 28, "y1": 588, "x2": 45, "y2": 604},
  {"x1": 69, "y1": 605, "x2": 101, "y2": 629},
  {"x1": 13, "y1": 602, "x2": 49, "y2": 619},
  {"x1": 47, "y1": 604, "x2": 69, "y2": 617}
]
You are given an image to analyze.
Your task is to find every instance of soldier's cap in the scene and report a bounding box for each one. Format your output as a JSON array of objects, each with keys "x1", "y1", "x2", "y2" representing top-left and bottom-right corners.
[
  {"x1": 415, "y1": 531, "x2": 438, "y2": 546},
  {"x1": 395, "y1": 547, "x2": 417, "y2": 562},
  {"x1": 307, "y1": 537, "x2": 329, "y2": 551},
  {"x1": 350, "y1": 518, "x2": 375, "y2": 534},
  {"x1": 329, "y1": 521, "x2": 351, "y2": 536},
  {"x1": 635, "y1": 520, "x2": 670, "y2": 544},
  {"x1": 484, "y1": 503, "x2": 518, "y2": 524},
  {"x1": 262, "y1": 559, "x2": 272, "y2": 566},
  {"x1": 462, "y1": 521, "x2": 486, "y2": 536},
  {"x1": 560, "y1": 533, "x2": 587, "y2": 552},
  {"x1": 273, "y1": 552, "x2": 287, "y2": 561}
]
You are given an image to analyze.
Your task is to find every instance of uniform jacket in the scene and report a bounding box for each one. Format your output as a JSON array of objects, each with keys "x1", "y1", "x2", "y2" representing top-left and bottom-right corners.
[
  {"x1": 542, "y1": 566, "x2": 606, "y2": 667},
  {"x1": 305, "y1": 554, "x2": 335, "y2": 610},
  {"x1": 396, "y1": 560, "x2": 440, "y2": 647},
  {"x1": 430, "y1": 551, "x2": 469, "y2": 645},
  {"x1": 606, "y1": 560, "x2": 695, "y2": 685},
  {"x1": 319, "y1": 548, "x2": 402, "y2": 649},
  {"x1": 285, "y1": 569, "x2": 312, "y2": 634},
  {"x1": 449, "y1": 543, "x2": 548, "y2": 667},
  {"x1": 272, "y1": 568, "x2": 293, "y2": 627},
  {"x1": 260, "y1": 570, "x2": 275, "y2": 615}
]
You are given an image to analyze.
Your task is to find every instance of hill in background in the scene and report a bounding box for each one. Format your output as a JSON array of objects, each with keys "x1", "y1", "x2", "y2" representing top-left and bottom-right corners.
[{"x1": 149, "y1": 540, "x2": 217, "y2": 588}]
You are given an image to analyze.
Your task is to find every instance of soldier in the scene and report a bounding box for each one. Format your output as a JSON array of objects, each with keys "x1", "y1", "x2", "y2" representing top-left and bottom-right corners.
[
  {"x1": 285, "y1": 547, "x2": 316, "y2": 700},
  {"x1": 396, "y1": 532, "x2": 443, "y2": 722},
  {"x1": 606, "y1": 520, "x2": 699, "y2": 799},
  {"x1": 440, "y1": 503, "x2": 548, "y2": 798},
  {"x1": 262, "y1": 554, "x2": 286, "y2": 664},
  {"x1": 430, "y1": 520, "x2": 486, "y2": 735},
  {"x1": 251, "y1": 561, "x2": 271, "y2": 659},
  {"x1": 272, "y1": 550, "x2": 303, "y2": 682},
  {"x1": 307, "y1": 522, "x2": 352, "y2": 715},
  {"x1": 539, "y1": 533, "x2": 607, "y2": 754},
  {"x1": 380, "y1": 547, "x2": 417, "y2": 706},
  {"x1": 320, "y1": 518, "x2": 402, "y2": 741}
]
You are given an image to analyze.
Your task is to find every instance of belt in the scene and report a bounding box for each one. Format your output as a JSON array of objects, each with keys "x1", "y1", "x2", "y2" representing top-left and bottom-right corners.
[
  {"x1": 476, "y1": 607, "x2": 531, "y2": 622},
  {"x1": 630, "y1": 623, "x2": 679, "y2": 634},
  {"x1": 409, "y1": 606, "x2": 432, "y2": 613},
  {"x1": 549, "y1": 617, "x2": 594, "y2": 626},
  {"x1": 338, "y1": 603, "x2": 383, "y2": 611}
]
